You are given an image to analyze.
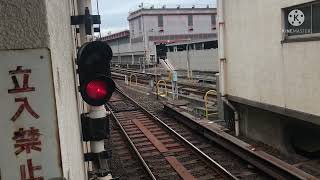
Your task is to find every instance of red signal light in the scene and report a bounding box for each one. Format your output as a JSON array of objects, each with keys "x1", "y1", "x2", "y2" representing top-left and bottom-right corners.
[
  {"x1": 80, "y1": 75, "x2": 115, "y2": 106},
  {"x1": 86, "y1": 79, "x2": 108, "y2": 100}
]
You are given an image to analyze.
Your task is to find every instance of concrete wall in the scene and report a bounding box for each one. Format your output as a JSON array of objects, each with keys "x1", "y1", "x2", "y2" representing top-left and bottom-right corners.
[
  {"x1": 167, "y1": 49, "x2": 219, "y2": 72},
  {"x1": 0, "y1": 0, "x2": 49, "y2": 49},
  {"x1": 45, "y1": 0, "x2": 86, "y2": 179},
  {"x1": 108, "y1": 37, "x2": 131, "y2": 54},
  {"x1": 0, "y1": 0, "x2": 85, "y2": 179},
  {"x1": 224, "y1": 0, "x2": 320, "y2": 120},
  {"x1": 193, "y1": 15, "x2": 214, "y2": 34},
  {"x1": 237, "y1": 104, "x2": 290, "y2": 153},
  {"x1": 237, "y1": 102, "x2": 320, "y2": 154},
  {"x1": 113, "y1": 56, "x2": 132, "y2": 65},
  {"x1": 107, "y1": 37, "x2": 146, "y2": 65},
  {"x1": 130, "y1": 17, "x2": 143, "y2": 38},
  {"x1": 143, "y1": 16, "x2": 159, "y2": 34},
  {"x1": 131, "y1": 41, "x2": 145, "y2": 52}
]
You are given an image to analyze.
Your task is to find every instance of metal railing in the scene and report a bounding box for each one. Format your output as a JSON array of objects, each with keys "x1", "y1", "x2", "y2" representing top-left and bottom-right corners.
[
  {"x1": 129, "y1": 74, "x2": 138, "y2": 86},
  {"x1": 156, "y1": 80, "x2": 168, "y2": 97},
  {"x1": 204, "y1": 90, "x2": 217, "y2": 119}
]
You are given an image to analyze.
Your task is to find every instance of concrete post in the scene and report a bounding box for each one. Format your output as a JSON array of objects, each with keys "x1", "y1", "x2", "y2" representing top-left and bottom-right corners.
[
  {"x1": 125, "y1": 75, "x2": 129, "y2": 85},
  {"x1": 187, "y1": 44, "x2": 191, "y2": 79}
]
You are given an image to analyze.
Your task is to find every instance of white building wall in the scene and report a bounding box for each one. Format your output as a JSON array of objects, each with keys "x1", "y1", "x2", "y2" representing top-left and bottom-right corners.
[
  {"x1": 108, "y1": 39, "x2": 131, "y2": 54},
  {"x1": 118, "y1": 42, "x2": 131, "y2": 53},
  {"x1": 130, "y1": 17, "x2": 143, "y2": 38},
  {"x1": 224, "y1": 0, "x2": 320, "y2": 119},
  {"x1": 167, "y1": 49, "x2": 219, "y2": 72},
  {"x1": 143, "y1": 16, "x2": 160, "y2": 34},
  {"x1": 131, "y1": 42, "x2": 145, "y2": 52},
  {"x1": 140, "y1": 14, "x2": 215, "y2": 35},
  {"x1": 141, "y1": 12, "x2": 216, "y2": 57},
  {"x1": 108, "y1": 41, "x2": 119, "y2": 55},
  {"x1": 193, "y1": 15, "x2": 214, "y2": 34},
  {"x1": 163, "y1": 15, "x2": 189, "y2": 34}
]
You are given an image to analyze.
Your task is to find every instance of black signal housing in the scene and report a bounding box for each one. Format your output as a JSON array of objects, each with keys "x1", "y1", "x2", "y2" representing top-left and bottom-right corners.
[{"x1": 77, "y1": 41, "x2": 115, "y2": 106}]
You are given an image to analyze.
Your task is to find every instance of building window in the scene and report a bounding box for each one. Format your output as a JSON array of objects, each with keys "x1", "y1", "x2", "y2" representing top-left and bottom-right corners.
[
  {"x1": 130, "y1": 21, "x2": 134, "y2": 35},
  {"x1": 138, "y1": 18, "x2": 142, "y2": 33},
  {"x1": 177, "y1": 45, "x2": 187, "y2": 51},
  {"x1": 211, "y1": 14, "x2": 216, "y2": 29},
  {"x1": 188, "y1": 15, "x2": 193, "y2": 31},
  {"x1": 158, "y1": 15, "x2": 164, "y2": 32},
  {"x1": 195, "y1": 43, "x2": 203, "y2": 50},
  {"x1": 284, "y1": 1, "x2": 320, "y2": 37},
  {"x1": 188, "y1": 15, "x2": 193, "y2": 26},
  {"x1": 312, "y1": 3, "x2": 320, "y2": 33},
  {"x1": 158, "y1": 15, "x2": 163, "y2": 27},
  {"x1": 188, "y1": 44, "x2": 194, "y2": 50}
]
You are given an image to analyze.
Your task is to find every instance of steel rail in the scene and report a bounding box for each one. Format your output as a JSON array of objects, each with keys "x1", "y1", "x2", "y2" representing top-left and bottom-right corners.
[
  {"x1": 112, "y1": 70, "x2": 216, "y2": 86},
  {"x1": 163, "y1": 104, "x2": 318, "y2": 180},
  {"x1": 107, "y1": 104, "x2": 157, "y2": 180},
  {"x1": 113, "y1": 86, "x2": 238, "y2": 180},
  {"x1": 110, "y1": 82, "x2": 318, "y2": 179},
  {"x1": 112, "y1": 67, "x2": 161, "y2": 77}
]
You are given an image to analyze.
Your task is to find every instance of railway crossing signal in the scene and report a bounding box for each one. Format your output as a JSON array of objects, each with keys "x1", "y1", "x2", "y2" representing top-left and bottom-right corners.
[{"x1": 77, "y1": 41, "x2": 115, "y2": 106}]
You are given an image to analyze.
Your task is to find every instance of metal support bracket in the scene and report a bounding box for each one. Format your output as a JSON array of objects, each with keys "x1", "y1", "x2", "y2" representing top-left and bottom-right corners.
[
  {"x1": 84, "y1": 150, "x2": 112, "y2": 162},
  {"x1": 86, "y1": 150, "x2": 112, "y2": 178},
  {"x1": 71, "y1": 7, "x2": 100, "y2": 35},
  {"x1": 81, "y1": 113, "x2": 110, "y2": 141}
]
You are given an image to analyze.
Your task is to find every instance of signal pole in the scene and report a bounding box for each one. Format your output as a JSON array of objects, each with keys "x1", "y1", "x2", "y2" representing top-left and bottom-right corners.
[
  {"x1": 74, "y1": 0, "x2": 114, "y2": 179},
  {"x1": 77, "y1": 41, "x2": 115, "y2": 180},
  {"x1": 88, "y1": 106, "x2": 112, "y2": 180},
  {"x1": 76, "y1": 0, "x2": 93, "y2": 176}
]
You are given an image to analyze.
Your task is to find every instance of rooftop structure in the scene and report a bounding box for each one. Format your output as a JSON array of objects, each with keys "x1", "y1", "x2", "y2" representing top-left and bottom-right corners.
[{"x1": 100, "y1": 30, "x2": 130, "y2": 41}]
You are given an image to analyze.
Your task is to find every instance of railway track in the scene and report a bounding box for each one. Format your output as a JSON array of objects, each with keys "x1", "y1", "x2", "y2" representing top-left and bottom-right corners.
[
  {"x1": 111, "y1": 70, "x2": 218, "y2": 111},
  {"x1": 111, "y1": 68, "x2": 216, "y2": 92},
  {"x1": 109, "y1": 121, "x2": 151, "y2": 179},
  {"x1": 107, "y1": 84, "x2": 318, "y2": 179},
  {"x1": 107, "y1": 89, "x2": 238, "y2": 180}
]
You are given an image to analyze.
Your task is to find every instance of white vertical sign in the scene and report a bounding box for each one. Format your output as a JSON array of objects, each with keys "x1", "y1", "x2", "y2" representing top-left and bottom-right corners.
[{"x1": 0, "y1": 49, "x2": 63, "y2": 179}]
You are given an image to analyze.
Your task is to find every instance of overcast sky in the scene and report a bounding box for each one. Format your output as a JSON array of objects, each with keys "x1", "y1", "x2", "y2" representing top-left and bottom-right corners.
[{"x1": 91, "y1": 0, "x2": 216, "y2": 36}]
